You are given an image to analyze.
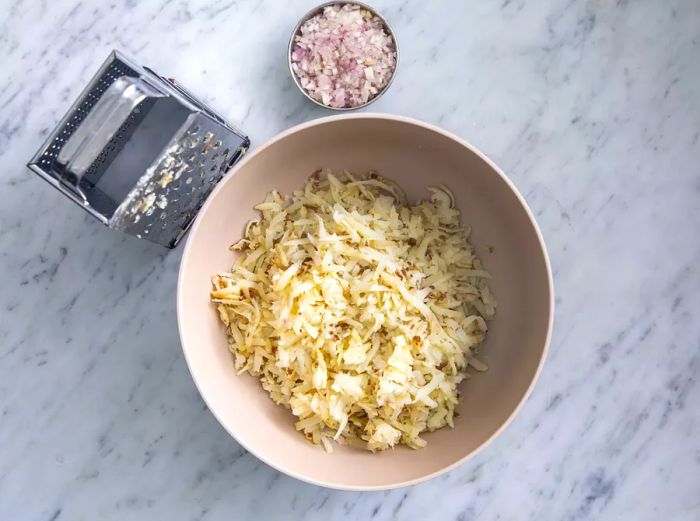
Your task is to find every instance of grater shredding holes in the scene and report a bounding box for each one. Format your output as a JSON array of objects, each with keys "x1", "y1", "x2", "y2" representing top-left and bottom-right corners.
[
  {"x1": 39, "y1": 61, "x2": 137, "y2": 165},
  {"x1": 82, "y1": 111, "x2": 141, "y2": 187}
]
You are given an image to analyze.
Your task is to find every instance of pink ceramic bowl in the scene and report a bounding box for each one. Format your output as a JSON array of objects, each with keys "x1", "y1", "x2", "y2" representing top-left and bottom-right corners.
[{"x1": 177, "y1": 114, "x2": 553, "y2": 490}]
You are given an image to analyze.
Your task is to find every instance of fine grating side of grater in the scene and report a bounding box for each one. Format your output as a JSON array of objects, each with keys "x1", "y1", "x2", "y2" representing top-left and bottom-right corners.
[{"x1": 28, "y1": 50, "x2": 250, "y2": 248}]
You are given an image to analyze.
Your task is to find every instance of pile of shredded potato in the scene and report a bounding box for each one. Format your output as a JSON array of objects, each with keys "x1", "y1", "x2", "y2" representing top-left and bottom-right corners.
[{"x1": 211, "y1": 171, "x2": 496, "y2": 452}]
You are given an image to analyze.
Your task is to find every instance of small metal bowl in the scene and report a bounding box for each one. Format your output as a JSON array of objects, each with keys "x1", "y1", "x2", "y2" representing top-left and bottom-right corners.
[{"x1": 288, "y1": 1, "x2": 400, "y2": 111}]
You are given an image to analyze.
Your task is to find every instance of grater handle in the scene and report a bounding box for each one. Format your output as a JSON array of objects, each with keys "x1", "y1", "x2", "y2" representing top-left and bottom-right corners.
[{"x1": 56, "y1": 76, "x2": 164, "y2": 199}]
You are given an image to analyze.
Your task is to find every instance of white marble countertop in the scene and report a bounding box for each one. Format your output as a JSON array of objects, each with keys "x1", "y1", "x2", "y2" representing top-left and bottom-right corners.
[{"x1": 1, "y1": 0, "x2": 699, "y2": 519}]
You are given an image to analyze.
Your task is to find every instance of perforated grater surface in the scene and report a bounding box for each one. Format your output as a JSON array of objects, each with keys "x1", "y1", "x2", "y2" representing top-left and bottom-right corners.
[{"x1": 28, "y1": 50, "x2": 250, "y2": 248}]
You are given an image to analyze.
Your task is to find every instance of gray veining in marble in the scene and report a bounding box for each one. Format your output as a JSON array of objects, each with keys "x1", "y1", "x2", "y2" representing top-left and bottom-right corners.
[{"x1": 1, "y1": 0, "x2": 699, "y2": 519}]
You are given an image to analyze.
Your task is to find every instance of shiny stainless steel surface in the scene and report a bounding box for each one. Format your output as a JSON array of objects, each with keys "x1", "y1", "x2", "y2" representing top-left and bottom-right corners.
[{"x1": 27, "y1": 50, "x2": 250, "y2": 248}]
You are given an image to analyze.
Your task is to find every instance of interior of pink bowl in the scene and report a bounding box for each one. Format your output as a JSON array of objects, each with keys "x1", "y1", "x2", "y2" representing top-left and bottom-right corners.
[{"x1": 177, "y1": 115, "x2": 552, "y2": 490}]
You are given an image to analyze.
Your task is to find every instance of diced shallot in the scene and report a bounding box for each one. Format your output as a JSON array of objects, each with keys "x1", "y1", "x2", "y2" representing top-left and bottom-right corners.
[{"x1": 291, "y1": 4, "x2": 397, "y2": 108}]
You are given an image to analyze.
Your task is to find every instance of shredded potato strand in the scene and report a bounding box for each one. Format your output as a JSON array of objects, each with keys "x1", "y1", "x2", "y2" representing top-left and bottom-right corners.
[{"x1": 212, "y1": 171, "x2": 496, "y2": 451}]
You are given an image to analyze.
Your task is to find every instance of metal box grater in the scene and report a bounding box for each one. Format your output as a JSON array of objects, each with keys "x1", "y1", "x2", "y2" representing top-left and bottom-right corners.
[{"x1": 27, "y1": 50, "x2": 250, "y2": 248}]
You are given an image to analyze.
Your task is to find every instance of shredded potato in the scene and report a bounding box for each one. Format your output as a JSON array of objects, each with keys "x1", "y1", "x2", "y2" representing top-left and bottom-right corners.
[{"x1": 211, "y1": 171, "x2": 496, "y2": 451}]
